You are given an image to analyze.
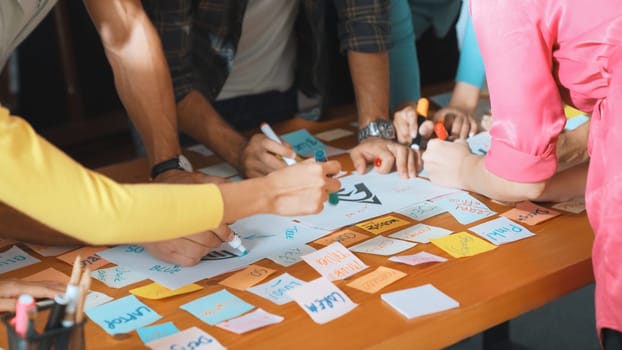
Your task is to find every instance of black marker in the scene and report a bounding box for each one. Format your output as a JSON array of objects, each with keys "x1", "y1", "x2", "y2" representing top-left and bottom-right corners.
[{"x1": 44, "y1": 294, "x2": 68, "y2": 331}]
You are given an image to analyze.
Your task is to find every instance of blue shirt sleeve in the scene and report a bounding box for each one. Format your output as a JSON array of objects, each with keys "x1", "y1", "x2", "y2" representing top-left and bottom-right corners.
[{"x1": 455, "y1": 12, "x2": 486, "y2": 88}]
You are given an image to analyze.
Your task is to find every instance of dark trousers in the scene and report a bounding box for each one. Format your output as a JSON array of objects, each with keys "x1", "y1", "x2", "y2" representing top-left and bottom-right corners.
[{"x1": 604, "y1": 328, "x2": 622, "y2": 350}]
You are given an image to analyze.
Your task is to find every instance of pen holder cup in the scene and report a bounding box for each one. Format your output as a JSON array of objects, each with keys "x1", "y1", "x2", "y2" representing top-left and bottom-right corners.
[{"x1": 2, "y1": 305, "x2": 87, "y2": 350}]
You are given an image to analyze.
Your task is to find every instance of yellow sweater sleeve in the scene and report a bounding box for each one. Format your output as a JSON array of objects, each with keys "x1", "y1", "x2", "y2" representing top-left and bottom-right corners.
[{"x1": 0, "y1": 106, "x2": 223, "y2": 245}]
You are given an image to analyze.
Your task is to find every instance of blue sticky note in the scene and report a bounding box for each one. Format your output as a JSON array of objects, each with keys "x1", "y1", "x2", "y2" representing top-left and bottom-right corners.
[
  {"x1": 180, "y1": 289, "x2": 254, "y2": 325},
  {"x1": 564, "y1": 115, "x2": 589, "y2": 131},
  {"x1": 136, "y1": 321, "x2": 179, "y2": 344},
  {"x1": 280, "y1": 129, "x2": 327, "y2": 157},
  {"x1": 85, "y1": 295, "x2": 161, "y2": 335}
]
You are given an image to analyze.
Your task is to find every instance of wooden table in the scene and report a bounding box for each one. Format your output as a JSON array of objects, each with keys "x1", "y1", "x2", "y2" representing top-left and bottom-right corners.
[{"x1": 0, "y1": 113, "x2": 594, "y2": 349}]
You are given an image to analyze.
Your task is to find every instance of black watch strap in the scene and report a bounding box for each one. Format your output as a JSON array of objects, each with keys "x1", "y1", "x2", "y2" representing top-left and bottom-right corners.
[{"x1": 150, "y1": 155, "x2": 192, "y2": 179}]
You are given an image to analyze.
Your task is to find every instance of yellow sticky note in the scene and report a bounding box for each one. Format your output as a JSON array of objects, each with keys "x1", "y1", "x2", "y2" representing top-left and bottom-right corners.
[
  {"x1": 130, "y1": 282, "x2": 203, "y2": 300},
  {"x1": 23, "y1": 268, "x2": 70, "y2": 284},
  {"x1": 431, "y1": 232, "x2": 496, "y2": 258},
  {"x1": 57, "y1": 246, "x2": 110, "y2": 270},
  {"x1": 219, "y1": 264, "x2": 276, "y2": 291},
  {"x1": 501, "y1": 201, "x2": 560, "y2": 226},
  {"x1": 346, "y1": 266, "x2": 406, "y2": 294},
  {"x1": 314, "y1": 229, "x2": 369, "y2": 247},
  {"x1": 356, "y1": 215, "x2": 412, "y2": 235},
  {"x1": 564, "y1": 105, "x2": 584, "y2": 118}
]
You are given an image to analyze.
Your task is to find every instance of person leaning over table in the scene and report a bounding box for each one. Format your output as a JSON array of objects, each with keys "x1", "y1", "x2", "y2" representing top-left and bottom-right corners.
[
  {"x1": 0, "y1": 0, "x2": 340, "y2": 278},
  {"x1": 420, "y1": 0, "x2": 621, "y2": 347}
]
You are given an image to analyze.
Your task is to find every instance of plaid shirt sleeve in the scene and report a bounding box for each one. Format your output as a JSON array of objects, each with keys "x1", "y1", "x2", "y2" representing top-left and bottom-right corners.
[
  {"x1": 142, "y1": 0, "x2": 194, "y2": 101},
  {"x1": 334, "y1": 0, "x2": 391, "y2": 53}
]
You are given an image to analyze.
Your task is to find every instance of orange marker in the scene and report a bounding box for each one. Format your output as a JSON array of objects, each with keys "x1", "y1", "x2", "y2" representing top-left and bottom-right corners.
[
  {"x1": 374, "y1": 158, "x2": 382, "y2": 168},
  {"x1": 416, "y1": 98, "x2": 429, "y2": 118},
  {"x1": 434, "y1": 122, "x2": 449, "y2": 141}
]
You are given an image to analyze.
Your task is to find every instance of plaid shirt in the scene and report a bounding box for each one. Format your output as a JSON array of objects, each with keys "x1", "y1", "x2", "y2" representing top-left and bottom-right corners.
[{"x1": 142, "y1": 0, "x2": 390, "y2": 103}]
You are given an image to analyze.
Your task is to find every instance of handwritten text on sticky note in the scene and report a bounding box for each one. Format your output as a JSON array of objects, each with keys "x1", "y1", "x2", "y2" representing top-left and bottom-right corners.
[
  {"x1": 435, "y1": 192, "x2": 496, "y2": 225},
  {"x1": 356, "y1": 215, "x2": 412, "y2": 235},
  {"x1": 469, "y1": 217, "x2": 534, "y2": 245},
  {"x1": 314, "y1": 229, "x2": 369, "y2": 247},
  {"x1": 180, "y1": 289, "x2": 254, "y2": 325},
  {"x1": 247, "y1": 273, "x2": 306, "y2": 305},
  {"x1": 397, "y1": 201, "x2": 447, "y2": 221},
  {"x1": 85, "y1": 295, "x2": 162, "y2": 335},
  {"x1": 301, "y1": 242, "x2": 368, "y2": 281},
  {"x1": 146, "y1": 327, "x2": 225, "y2": 350},
  {"x1": 389, "y1": 223, "x2": 452, "y2": 243},
  {"x1": 431, "y1": 232, "x2": 497, "y2": 258},
  {"x1": 287, "y1": 277, "x2": 357, "y2": 324},
  {"x1": 57, "y1": 246, "x2": 109, "y2": 270},
  {"x1": 346, "y1": 266, "x2": 406, "y2": 293},
  {"x1": 348, "y1": 236, "x2": 416, "y2": 256},
  {"x1": 219, "y1": 264, "x2": 276, "y2": 291},
  {"x1": 501, "y1": 201, "x2": 560, "y2": 225},
  {"x1": 0, "y1": 246, "x2": 40, "y2": 274}
]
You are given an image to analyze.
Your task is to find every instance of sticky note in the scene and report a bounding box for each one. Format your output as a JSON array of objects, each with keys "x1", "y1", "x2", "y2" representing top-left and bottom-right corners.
[
  {"x1": 346, "y1": 266, "x2": 406, "y2": 294},
  {"x1": 314, "y1": 229, "x2": 369, "y2": 247},
  {"x1": 57, "y1": 246, "x2": 109, "y2": 270},
  {"x1": 348, "y1": 236, "x2": 416, "y2": 256},
  {"x1": 91, "y1": 266, "x2": 146, "y2": 289},
  {"x1": 267, "y1": 245, "x2": 316, "y2": 267},
  {"x1": 381, "y1": 284, "x2": 459, "y2": 319},
  {"x1": 287, "y1": 277, "x2": 357, "y2": 324},
  {"x1": 219, "y1": 264, "x2": 276, "y2": 291},
  {"x1": 0, "y1": 246, "x2": 40, "y2": 274},
  {"x1": 137, "y1": 322, "x2": 179, "y2": 344},
  {"x1": 431, "y1": 232, "x2": 497, "y2": 258},
  {"x1": 85, "y1": 291, "x2": 114, "y2": 310},
  {"x1": 301, "y1": 242, "x2": 369, "y2": 281},
  {"x1": 146, "y1": 327, "x2": 225, "y2": 350},
  {"x1": 180, "y1": 289, "x2": 254, "y2": 325},
  {"x1": 389, "y1": 251, "x2": 448, "y2": 266},
  {"x1": 434, "y1": 192, "x2": 496, "y2": 225},
  {"x1": 552, "y1": 197, "x2": 586, "y2": 214},
  {"x1": 85, "y1": 295, "x2": 161, "y2": 335},
  {"x1": 24, "y1": 244, "x2": 78, "y2": 257},
  {"x1": 130, "y1": 282, "x2": 202, "y2": 300},
  {"x1": 23, "y1": 267, "x2": 69, "y2": 284},
  {"x1": 280, "y1": 129, "x2": 328, "y2": 157},
  {"x1": 389, "y1": 224, "x2": 452, "y2": 244},
  {"x1": 187, "y1": 144, "x2": 214, "y2": 157},
  {"x1": 501, "y1": 201, "x2": 561, "y2": 225},
  {"x1": 355, "y1": 215, "x2": 412, "y2": 235},
  {"x1": 397, "y1": 201, "x2": 447, "y2": 221},
  {"x1": 216, "y1": 308, "x2": 284, "y2": 334},
  {"x1": 198, "y1": 163, "x2": 238, "y2": 178},
  {"x1": 315, "y1": 128, "x2": 354, "y2": 142},
  {"x1": 247, "y1": 273, "x2": 307, "y2": 305},
  {"x1": 469, "y1": 217, "x2": 535, "y2": 245}
]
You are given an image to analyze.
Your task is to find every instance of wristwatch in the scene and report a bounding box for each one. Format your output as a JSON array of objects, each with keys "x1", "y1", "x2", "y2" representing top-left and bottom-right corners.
[
  {"x1": 150, "y1": 154, "x2": 193, "y2": 179},
  {"x1": 357, "y1": 120, "x2": 396, "y2": 142}
]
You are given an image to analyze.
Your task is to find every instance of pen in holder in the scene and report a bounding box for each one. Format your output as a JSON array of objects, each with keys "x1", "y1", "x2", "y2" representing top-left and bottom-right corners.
[{"x1": 2, "y1": 301, "x2": 87, "y2": 350}]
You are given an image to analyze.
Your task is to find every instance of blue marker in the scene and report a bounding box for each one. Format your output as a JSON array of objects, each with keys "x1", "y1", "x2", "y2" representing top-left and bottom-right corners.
[
  {"x1": 314, "y1": 150, "x2": 339, "y2": 205},
  {"x1": 227, "y1": 234, "x2": 248, "y2": 256}
]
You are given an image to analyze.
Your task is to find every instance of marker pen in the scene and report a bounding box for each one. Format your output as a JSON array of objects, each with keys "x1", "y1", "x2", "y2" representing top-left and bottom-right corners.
[
  {"x1": 410, "y1": 98, "x2": 430, "y2": 150},
  {"x1": 227, "y1": 234, "x2": 248, "y2": 257},
  {"x1": 314, "y1": 150, "x2": 339, "y2": 205},
  {"x1": 44, "y1": 294, "x2": 68, "y2": 331},
  {"x1": 13, "y1": 294, "x2": 35, "y2": 338},
  {"x1": 260, "y1": 122, "x2": 297, "y2": 166}
]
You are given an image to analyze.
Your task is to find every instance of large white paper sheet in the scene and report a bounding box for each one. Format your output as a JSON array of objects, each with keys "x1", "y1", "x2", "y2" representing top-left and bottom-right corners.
[
  {"x1": 98, "y1": 215, "x2": 329, "y2": 289},
  {"x1": 297, "y1": 172, "x2": 458, "y2": 230}
]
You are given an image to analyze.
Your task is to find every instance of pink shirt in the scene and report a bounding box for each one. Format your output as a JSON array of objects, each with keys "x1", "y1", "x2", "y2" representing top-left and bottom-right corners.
[{"x1": 471, "y1": 0, "x2": 622, "y2": 336}]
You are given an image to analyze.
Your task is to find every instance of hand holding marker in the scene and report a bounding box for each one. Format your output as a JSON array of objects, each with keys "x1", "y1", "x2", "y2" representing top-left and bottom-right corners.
[
  {"x1": 314, "y1": 150, "x2": 339, "y2": 205},
  {"x1": 410, "y1": 97, "x2": 449, "y2": 150},
  {"x1": 260, "y1": 122, "x2": 297, "y2": 165}
]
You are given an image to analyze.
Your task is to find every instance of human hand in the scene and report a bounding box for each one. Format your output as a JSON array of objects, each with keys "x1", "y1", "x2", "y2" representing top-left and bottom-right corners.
[
  {"x1": 393, "y1": 105, "x2": 421, "y2": 144},
  {"x1": 0, "y1": 279, "x2": 65, "y2": 312},
  {"x1": 148, "y1": 168, "x2": 233, "y2": 266},
  {"x1": 421, "y1": 138, "x2": 474, "y2": 189},
  {"x1": 144, "y1": 225, "x2": 234, "y2": 266},
  {"x1": 264, "y1": 160, "x2": 342, "y2": 216},
  {"x1": 240, "y1": 134, "x2": 297, "y2": 178},
  {"x1": 350, "y1": 137, "x2": 420, "y2": 178},
  {"x1": 431, "y1": 106, "x2": 479, "y2": 140}
]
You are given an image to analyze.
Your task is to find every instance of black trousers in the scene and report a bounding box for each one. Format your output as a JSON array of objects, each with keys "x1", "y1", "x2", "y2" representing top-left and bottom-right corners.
[{"x1": 604, "y1": 328, "x2": 622, "y2": 350}]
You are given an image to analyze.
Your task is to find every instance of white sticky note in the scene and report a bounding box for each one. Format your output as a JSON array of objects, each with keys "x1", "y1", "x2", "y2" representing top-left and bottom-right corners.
[
  {"x1": 552, "y1": 197, "x2": 586, "y2": 214},
  {"x1": 267, "y1": 245, "x2": 316, "y2": 267},
  {"x1": 216, "y1": 308, "x2": 284, "y2": 334},
  {"x1": 389, "y1": 224, "x2": 452, "y2": 243},
  {"x1": 247, "y1": 273, "x2": 306, "y2": 305},
  {"x1": 388, "y1": 251, "x2": 448, "y2": 266},
  {"x1": 381, "y1": 284, "x2": 459, "y2": 319},
  {"x1": 348, "y1": 236, "x2": 416, "y2": 256},
  {"x1": 397, "y1": 201, "x2": 447, "y2": 221},
  {"x1": 187, "y1": 144, "x2": 214, "y2": 157},
  {"x1": 468, "y1": 217, "x2": 535, "y2": 245},
  {"x1": 0, "y1": 246, "x2": 40, "y2": 274},
  {"x1": 301, "y1": 242, "x2": 368, "y2": 281},
  {"x1": 91, "y1": 266, "x2": 146, "y2": 289},
  {"x1": 146, "y1": 327, "x2": 225, "y2": 350},
  {"x1": 434, "y1": 192, "x2": 496, "y2": 225},
  {"x1": 85, "y1": 291, "x2": 114, "y2": 310},
  {"x1": 315, "y1": 128, "x2": 354, "y2": 142},
  {"x1": 287, "y1": 277, "x2": 357, "y2": 324},
  {"x1": 198, "y1": 163, "x2": 238, "y2": 178}
]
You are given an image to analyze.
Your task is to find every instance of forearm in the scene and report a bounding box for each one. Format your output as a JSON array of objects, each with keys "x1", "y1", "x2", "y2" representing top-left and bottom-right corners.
[
  {"x1": 218, "y1": 178, "x2": 271, "y2": 224},
  {"x1": 176, "y1": 90, "x2": 248, "y2": 170},
  {"x1": 448, "y1": 82, "x2": 480, "y2": 114},
  {"x1": 348, "y1": 51, "x2": 390, "y2": 127},
  {"x1": 556, "y1": 122, "x2": 590, "y2": 172}
]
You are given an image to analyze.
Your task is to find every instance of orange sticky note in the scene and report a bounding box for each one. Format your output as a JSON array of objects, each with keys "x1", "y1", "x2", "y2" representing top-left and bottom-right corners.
[
  {"x1": 431, "y1": 232, "x2": 497, "y2": 258},
  {"x1": 57, "y1": 246, "x2": 110, "y2": 270},
  {"x1": 501, "y1": 201, "x2": 561, "y2": 226},
  {"x1": 314, "y1": 229, "x2": 369, "y2": 247},
  {"x1": 129, "y1": 282, "x2": 203, "y2": 300},
  {"x1": 219, "y1": 264, "x2": 276, "y2": 291},
  {"x1": 23, "y1": 268, "x2": 70, "y2": 284},
  {"x1": 346, "y1": 266, "x2": 406, "y2": 294},
  {"x1": 356, "y1": 215, "x2": 412, "y2": 235}
]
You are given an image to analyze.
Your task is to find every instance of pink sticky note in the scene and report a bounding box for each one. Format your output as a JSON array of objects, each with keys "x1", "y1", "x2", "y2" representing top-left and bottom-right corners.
[
  {"x1": 301, "y1": 242, "x2": 369, "y2": 281},
  {"x1": 216, "y1": 308, "x2": 283, "y2": 334},
  {"x1": 57, "y1": 246, "x2": 110, "y2": 270},
  {"x1": 389, "y1": 251, "x2": 448, "y2": 266},
  {"x1": 146, "y1": 327, "x2": 225, "y2": 350},
  {"x1": 287, "y1": 277, "x2": 357, "y2": 324},
  {"x1": 501, "y1": 201, "x2": 561, "y2": 225}
]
